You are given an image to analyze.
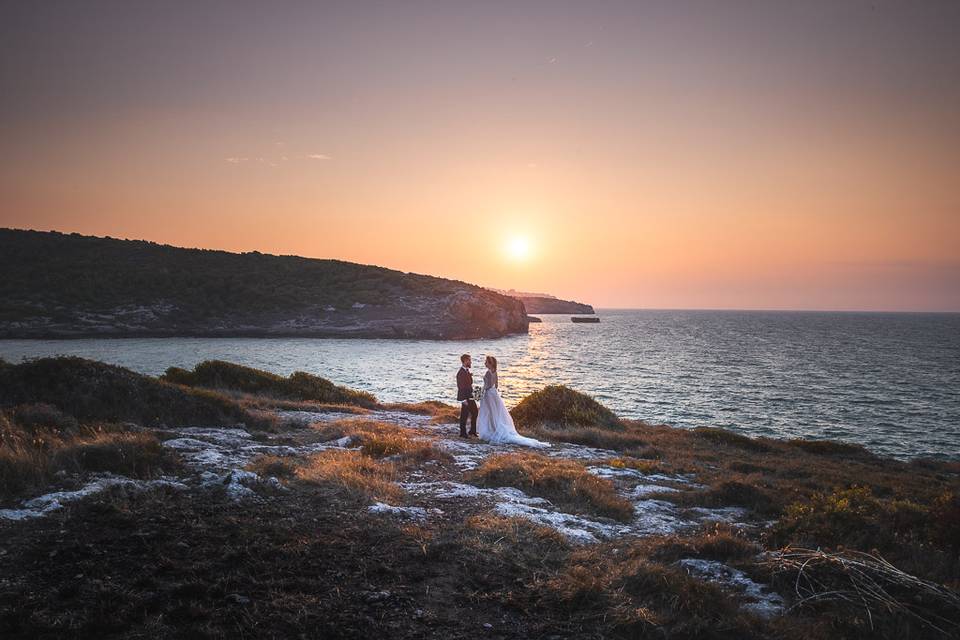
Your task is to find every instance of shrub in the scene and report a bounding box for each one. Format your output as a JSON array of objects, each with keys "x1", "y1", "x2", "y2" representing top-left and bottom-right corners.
[
  {"x1": 511, "y1": 385, "x2": 621, "y2": 430},
  {"x1": 51, "y1": 432, "x2": 171, "y2": 477},
  {"x1": 773, "y1": 486, "x2": 931, "y2": 553},
  {"x1": 929, "y1": 491, "x2": 960, "y2": 553},
  {"x1": 0, "y1": 357, "x2": 267, "y2": 429},
  {"x1": 693, "y1": 427, "x2": 771, "y2": 452},
  {"x1": 1, "y1": 410, "x2": 178, "y2": 502},
  {"x1": 161, "y1": 360, "x2": 377, "y2": 408},
  {"x1": 468, "y1": 452, "x2": 634, "y2": 522}
]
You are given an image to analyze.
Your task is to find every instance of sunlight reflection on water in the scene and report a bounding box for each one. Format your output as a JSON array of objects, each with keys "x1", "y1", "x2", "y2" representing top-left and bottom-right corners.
[{"x1": 2, "y1": 310, "x2": 958, "y2": 459}]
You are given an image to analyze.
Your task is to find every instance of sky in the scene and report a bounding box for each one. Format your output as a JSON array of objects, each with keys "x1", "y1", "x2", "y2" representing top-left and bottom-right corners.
[{"x1": 2, "y1": 0, "x2": 958, "y2": 311}]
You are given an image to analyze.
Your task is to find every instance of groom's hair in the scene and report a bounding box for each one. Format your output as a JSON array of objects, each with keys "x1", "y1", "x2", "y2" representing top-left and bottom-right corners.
[{"x1": 460, "y1": 354, "x2": 470, "y2": 364}]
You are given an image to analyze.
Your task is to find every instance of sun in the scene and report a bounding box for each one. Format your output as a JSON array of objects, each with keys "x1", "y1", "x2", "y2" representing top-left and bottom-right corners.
[{"x1": 505, "y1": 235, "x2": 531, "y2": 261}]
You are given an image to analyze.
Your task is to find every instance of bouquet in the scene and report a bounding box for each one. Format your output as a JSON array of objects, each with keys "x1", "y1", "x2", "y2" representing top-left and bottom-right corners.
[{"x1": 472, "y1": 385, "x2": 483, "y2": 401}]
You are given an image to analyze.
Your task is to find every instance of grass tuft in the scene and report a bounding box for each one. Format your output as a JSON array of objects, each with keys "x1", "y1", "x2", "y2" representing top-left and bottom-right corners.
[
  {"x1": 245, "y1": 454, "x2": 300, "y2": 479},
  {"x1": 312, "y1": 419, "x2": 451, "y2": 465},
  {"x1": 296, "y1": 449, "x2": 401, "y2": 502},
  {"x1": 468, "y1": 452, "x2": 634, "y2": 522}
]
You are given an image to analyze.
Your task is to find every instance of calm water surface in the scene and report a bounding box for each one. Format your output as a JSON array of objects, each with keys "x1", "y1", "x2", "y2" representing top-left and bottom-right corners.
[{"x1": 2, "y1": 310, "x2": 958, "y2": 460}]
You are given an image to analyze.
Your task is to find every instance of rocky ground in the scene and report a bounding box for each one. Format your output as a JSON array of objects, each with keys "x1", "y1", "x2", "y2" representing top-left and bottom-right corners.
[
  {"x1": 1, "y1": 359, "x2": 957, "y2": 639},
  {"x1": 1, "y1": 406, "x2": 794, "y2": 638}
]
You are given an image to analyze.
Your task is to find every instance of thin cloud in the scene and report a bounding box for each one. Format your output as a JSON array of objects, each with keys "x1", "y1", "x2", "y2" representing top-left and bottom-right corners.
[
  {"x1": 306, "y1": 153, "x2": 331, "y2": 160},
  {"x1": 225, "y1": 157, "x2": 248, "y2": 164}
]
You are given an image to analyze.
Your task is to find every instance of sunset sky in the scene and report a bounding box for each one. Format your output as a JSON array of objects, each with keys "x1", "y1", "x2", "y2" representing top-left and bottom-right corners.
[{"x1": 2, "y1": 1, "x2": 958, "y2": 310}]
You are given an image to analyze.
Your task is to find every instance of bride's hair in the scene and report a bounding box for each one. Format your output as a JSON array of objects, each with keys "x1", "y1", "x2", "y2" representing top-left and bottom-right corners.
[{"x1": 485, "y1": 355, "x2": 497, "y2": 371}]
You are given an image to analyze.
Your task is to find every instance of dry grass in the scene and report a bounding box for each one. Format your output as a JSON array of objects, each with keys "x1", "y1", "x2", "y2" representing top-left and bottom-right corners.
[
  {"x1": 500, "y1": 385, "x2": 960, "y2": 590},
  {"x1": 294, "y1": 419, "x2": 451, "y2": 502},
  {"x1": 464, "y1": 513, "x2": 568, "y2": 546},
  {"x1": 1, "y1": 405, "x2": 178, "y2": 502},
  {"x1": 381, "y1": 400, "x2": 461, "y2": 424},
  {"x1": 765, "y1": 548, "x2": 960, "y2": 638},
  {"x1": 665, "y1": 479, "x2": 783, "y2": 516},
  {"x1": 468, "y1": 452, "x2": 635, "y2": 522},
  {"x1": 542, "y1": 542, "x2": 758, "y2": 637},
  {"x1": 245, "y1": 454, "x2": 300, "y2": 479},
  {"x1": 296, "y1": 449, "x2": 402, "y2": 502},
  {"x1": 526, "y1": 422, "x2": 652, "y2": 452},
  {"x1": 311, "y1": 419, "x2": 451, "y2": 465},
  {"x1": 651, "y1": 524, "x2": 761, "y2": 563},
  {"x1": 694, "y1": 426, "x2": 774, "y2": 452}
]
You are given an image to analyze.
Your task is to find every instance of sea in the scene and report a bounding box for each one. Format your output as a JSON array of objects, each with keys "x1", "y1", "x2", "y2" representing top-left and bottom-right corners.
[{"x1": 2, "y1": 310, "x2": 958, "y2": 460}]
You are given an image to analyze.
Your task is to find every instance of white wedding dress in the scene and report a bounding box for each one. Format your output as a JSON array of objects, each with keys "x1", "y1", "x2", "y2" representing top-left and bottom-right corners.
[{"x1": 476, "y1": 369, "x2": 550, "y2": 448}]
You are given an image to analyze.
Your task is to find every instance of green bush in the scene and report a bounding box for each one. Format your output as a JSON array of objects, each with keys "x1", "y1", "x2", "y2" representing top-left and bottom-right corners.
[
  {"x1": 511, "y1": 385, "x2": 621, "y2": 430},
  {"x1": 161, "y1": 360, "x2": 377, "y2": 408}
]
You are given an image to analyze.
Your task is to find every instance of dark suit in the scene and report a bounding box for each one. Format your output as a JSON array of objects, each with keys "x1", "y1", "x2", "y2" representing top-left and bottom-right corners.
[{"x1": 457, "y1": 366, "x2": 478, "y2": 436}]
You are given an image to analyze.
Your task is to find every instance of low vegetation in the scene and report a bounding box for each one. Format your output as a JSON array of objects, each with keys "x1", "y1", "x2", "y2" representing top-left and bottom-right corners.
[
  {"x1": 244, "y1": 454, "x2": 300, "y2": 480},
  {"x1": 694, "y1": 426, "x2": 773, "y2": 452},
  {"x1": 510, "y1": 384, "x2": 622, "y2": 430},
  {"x1": 294, "y1": 419, "x2": 451, "y2": 502},
  {"x1": 1, "y1": 359, "x2": 957, "y2": 638},
  {"x1": 506, "y1": 384, "x2": 960, "y2": 596},
  {"x1": 539, "y1": 541, "x2": 782, "y2": 638},
  {"x1": 650, "y1": 524, "x2": 761, "y2": 563},
  {"x1": 0, "y1": 357, "x2": 273, "y2": 429},
  {"x1": 296, "y1": 449, "x2": 402, "y2": 502},
  {"x1": 468, "y1": 452, "x2": 635, "y2": 522},
  {"x1": 311, "y1": 419, "x2": 451, "y2": 465},
  {"x1": 0, "y1": 404, "x2": 179, "y2": 502},
  {"x1": 162, "y1": 360, "x2": 377, "y2": 408}
]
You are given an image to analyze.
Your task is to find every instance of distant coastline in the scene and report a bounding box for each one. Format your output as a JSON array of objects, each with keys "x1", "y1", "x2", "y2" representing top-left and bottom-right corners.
[{"x1": 0, "y1": 229, "x2": 535, "y2": 341}]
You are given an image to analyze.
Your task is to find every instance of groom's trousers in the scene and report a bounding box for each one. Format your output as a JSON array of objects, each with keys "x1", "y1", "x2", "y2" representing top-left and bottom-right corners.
[{"x1": 459, "y1": 399, "x2": 478, "y2": 436}]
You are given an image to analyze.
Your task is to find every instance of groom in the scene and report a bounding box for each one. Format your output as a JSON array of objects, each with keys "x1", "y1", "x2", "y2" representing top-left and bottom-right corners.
[{"x1": 457, "y1": 354, "x2": 478, "y2": 438}]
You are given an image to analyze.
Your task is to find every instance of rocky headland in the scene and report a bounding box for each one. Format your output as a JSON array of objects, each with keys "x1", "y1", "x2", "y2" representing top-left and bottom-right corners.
[
  {"x1": 495, "y1": 289, "x2": 595, "y2": 315},
  {"x1": 0, "y1": 229, "x2": 528, "y2": 340}
]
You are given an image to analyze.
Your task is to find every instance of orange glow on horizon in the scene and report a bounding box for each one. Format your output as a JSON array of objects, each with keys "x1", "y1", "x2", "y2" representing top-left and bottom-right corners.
[{"x1": 1, "y1": 2, "x2": 958, "y2": 311}]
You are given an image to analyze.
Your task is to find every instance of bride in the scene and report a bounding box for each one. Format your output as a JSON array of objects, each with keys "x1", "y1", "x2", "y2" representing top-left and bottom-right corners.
[{"x1": 476, "y1": 356, "x2": 550, "y2": 448}]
